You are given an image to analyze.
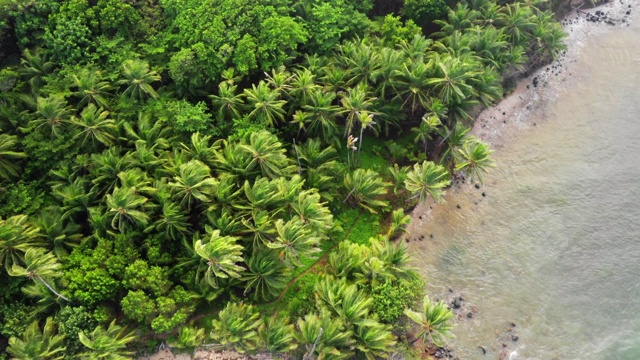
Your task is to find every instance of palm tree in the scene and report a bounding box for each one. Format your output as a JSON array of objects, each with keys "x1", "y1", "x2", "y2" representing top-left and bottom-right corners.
[
  {"x1": 147, "y1": 201, "x2": 190, "y2": 241},
  {"x1": 343, "y1": 169, "x2": 390, "y2": 214},
  {"x1": 531, "y1": 14, "x2": 567, "y2": 61},
  {"x1": 0, "y1": 134, "x2": 27, "y2": 180},
  {"x1": 8, "y1": 247, "x2": 70, "y2": 301},
  {"x1": 78, "y1": 320, "x2": 137, "y2": 360},
  {"x1": 263, "y1": 66, "x2": 293, "y2": 97},
  {"x1": 404, "y1": 295, "x2": 455, "y2": 347},
  {"x1": 434, "y1": 3, "x2": 481, "y2": 37},
  {"x1": 355, "y1": 110, "x2": 377, "y2": 165},
  {"x1": 169, "y1": 326, "x2": 205, "y2": 350},
  {"x1": 240, "y1": 130, "x2": 292, "y2": 179},
  {"x1": 404, "y1": 161, "x2": 450, "y2": 203},
  {"x1": 370, "y1": 237, "x2": 417, "y2": 281},
  {"x1": 168, "y1": 160, "x2": 217, "y2": 210},
  {"x1": 72, "y1": 68, "x2": 113, "y2": 109},
  {"x1": 326, "y1": 241, "x2": 368, "y2": 280},
  {"x1": 243, "y1": 81, "x2": 287, "y2": 127},
  {"x1": 455, "y1": 137, "x2": 495, "y2": 184},
  {"x1": 119, "y1": 112, "x2": 174, "y2": 149},
  {"x1": 32, "y1": 207, "x2": 82, "y2": 259},
  {"x1": 299, "y1": 90, "x2": 341, "y2": 142},
  {"x1": 386, "y1": 208, "x2": 412, "y2": 238},
  {"x1": 291, "y1": 189, "x2": 334, "y2": 235},
  {"x1": 243, "y1": 250, "x2": 291, "y2": 301},
  {"x1": 392, "y1": 62, "x2": 433, "y2": 115},
  {"x1": 105, "y1": 186, "x2": 151, "y2": 233},
  {"x1": 19, "y1": 48, "x2": 55, "y2": 91},
  {"x1": 268, "y1": 218, "x2": 321, "y2": 267},
  {"x1": 0, "y1": 214, "x2": 43, "y2": 272},
  {"x1": 289, "y1": 68, "x2": 320, "y2": 106},
  {"x1": 209, "y1": 82, "x2": 244, "y2": 122},
  {"x1": 398, "y1": 34, "x2": 433, "y2": 63},
  {"x1": 211, "y1": 302, "x2": 262, "y2": 353},
  {"x1": 70, "y1": 104, "x2": 116, "y2": 148},
  {"x1": 340, "y1": 41, "x2": 380, "y2": 87},
  {"x1": 339, "y1": 82, "x2": 376, "y2": 137},
  {"x1": 52, "y1": 177, "x2": 96, "y2": 220},
  {"x1": 370, "y1": 47, "x2": 405, "y2": 99},
  {"x1": 296, "y1": 311, "x2": 354, "y2": 360},
  {"x1": 29, "y1": 95, "x2": 72, "y2": 137},
  {"x1": 193, "y1": 229, "x2": 245, "y2": 288},
  {"x1": 497, "y1": 2, "x2": 536, "y2": 47},
  {"x1": 439, "y1": 122, "x2": 471, "y2": 167},
  {"x1": 428, "y1": 54, "x2": 479, "y2": 108},
  {"x1": 352, "y1": 321, "x2": 396, "y2": 360},
  {"x1": 118, "y1": 59, "x2": 161, "y2": 100},
  {"x1": 258, "y1": 314, "x2": 298, "y2": 355},
  {"x1": 90, "y1": 147, "x2": 134, "y2": 195},
  {"x1": 7, "y1": 317, "x2": 66, "y2": 360}
]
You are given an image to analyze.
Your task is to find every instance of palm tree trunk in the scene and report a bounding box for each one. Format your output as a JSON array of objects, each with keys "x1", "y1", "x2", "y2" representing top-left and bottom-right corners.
[
  {"x1": 36, "y1": 275, "x2": 70, "y2": 302},
  {"x1": 357, "y1": 125, "x2": 364, "y2": 166},
  {"x1": 303, "y1": 327, "x2": 323, "y2": 360}
]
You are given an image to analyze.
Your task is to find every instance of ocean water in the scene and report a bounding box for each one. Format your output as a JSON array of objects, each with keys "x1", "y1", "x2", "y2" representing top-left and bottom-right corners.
[{"x1": 410, "y1": 3, "x2": 640, "y2": 359}]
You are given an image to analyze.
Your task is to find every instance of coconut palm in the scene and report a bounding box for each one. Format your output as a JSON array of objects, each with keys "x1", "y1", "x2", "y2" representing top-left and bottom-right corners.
[
  {"x1": 179, "y1": 132, "x2": 219, "y2": 168},
  {"x1": 326, "y1": 241, "x2": 368, "y2": 280},
  {"x1": 118, "y1": 59, "x2": 161, "y2": 100},
  {"x1": 343, "y1": 169, "x2": 390, "y2": 214},
  {"x1": 386, "y1": 208, "x2": 412, "y2": 238},
  {"x1": 169, "y1": 326, "x2": 205, "y2": 350},
  {"x1": 428, "y1": 54, "x2": 479, "y2": 107},
  {"x1": 209, "y1": 82, "x2": 244, "y2": 122},
  {"x1": 268, "y1": 218, "x2": 321, "y2": 267},
  {"x1": 240, "y1": 130, "x2": 292, "y2": 179},
  {"x1": 72, "y1": 68, "x2": 113, "y2": 109},
  {"x1": 9, "y1": 247, "x2": 69, "y2": 301},
  {"x1": 119, "y1": 112, "x2": 174, "y2": 149},
  {"x1": 392, "y1": 62, "x2": 432, "y2": 115},
  {"x1": 291, "y1": 189, "x2": 334, "y2": 235},
  {"x1": 296, "y1": 311, "x2": 354, "y2": 360},
  {"x1": 439, "y1": 122, "x2": 471, "y2": 167},
  {"x1": 455, "y1": 137, "x2": 495, "y2": 183},
  {"x1": 434, "y1": 3, "x2": 481, "y2": 38},
  {"x1": 193, "y1": 229, "x2": 245, "y2": 288},
  {"x1": 105, "y1": 186, "x2": 151, "y2": 233},
  {"x1": 0, "y1": 214, "x2": 43, "y2": 272},
  {"x1": 531, "y1": 14, "x2": 567, "y2": 61},
  {"x1": 32, "y1": 207, "x2": 82, "y2": 259},
  {"x1": 259, "y1": 314, "x2": 298, "y2": 355},
  {"x1": 214, "y1": 140, "x2": 257, "y2": 180},
  {"x1": 168, "y1": 160, "x2": 217, "y2": 210},
  {"x1": 398, "y1": 34, "x2": 433, "y2": 63},
  {"x1": 320, "y1": 65, "x2": 350, "y2": 92},
  {"x1": 370, "y1": 47, "x2": 405, "y2": 99},
  {"x1": 52, "y1": 177, "x2": 96, "y2": 220},
  {"x1": 0, "y1": 134, "x2": 27, "y2": 180},
  {"x1": 370, "y1": 237, "x2": 417, "y2": 281},
  {"x1": 244, "y1": 81, "x2": 287, "y2": 127},
  {"x1": 339, "y1": 82, "x2": 376, "y2": 137},
  {"x1": 243, "y1": 250, "x2": 291, "y2": 301},
  {"x1": 404, "y1": 295, "x2": 455, "y2": 347},
  {"x1": 340, "y1": 41, "x2": 380, "y2": 87},
  {"x1": 78, "y1": 320, "x2": 137, "y2": 360},
  {"x1": 90, "y1": 147, "x2": 134, "y2": 195},
  {"x1": 211, "y1": 302, "x2": 262, "y2": 353},
  {"x1": 264, "y1": 66, "x2": 293, "y2": 97},
  {"x1": 29, "y1": 95, "x2": 72, "y2": 137},
  {"x1": 404, "y1": 161, "x2": 450, "y2": 203},
  {"x1": 299, "y1": 90, "x2": 341, "y2": 142},
  {"x1": 19, "y1": 48, "x2": 54, "y2": 91},
  {"x1": 352, "y1": 321, "x2": 396, "y2": 360},
  {"x1": 147, "y1": 201, "x2": 190, "y2": 241},
  {"x1": 70, "y1": 104, "x2": 116, "y2": 148},
  {"x1": 355, "y1": 110, "x2": 377, "y2": 165},
  {"x1": 289, "y1": 68, "x2": 320, "y2": 106},
  {"x1": 7, "y1": 317, "x2": 66, "y2": 360},
  {"x1": 497, "y1": 2, "x2": 536, "y2": 46},
  {"x1": 239, "y1": 178, "x2": 281, "y2": 213}
]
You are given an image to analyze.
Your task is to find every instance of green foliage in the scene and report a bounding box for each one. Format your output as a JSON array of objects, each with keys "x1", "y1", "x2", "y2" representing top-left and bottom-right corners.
[
  {"x1": 371, "y1": 279, "x2": 423, "y2": 323},
  {"x1": 56, "y1": 306, "x2": 97, "y2": 356},
  {"x1": 78, "y1": 320, "x2": 137, "y2": 360},
  {"x1": 402, "y1": 0, "x2": 449, "y2": 30},
  {"x1": 0, "y1": 182, "x2": 46, "y2": 217},
  {"x1": 7, "y1": 317, "x2": 66, "y2": 360},
  {"x1": 211, "y1": 302, "x2": 262, "y2": 353},
  {"x1": 404, "y1": 295, "x2": 455, "y2": 347},
  {"x1": 163, "y1": 100, "x2": 213, "y2": 133}
]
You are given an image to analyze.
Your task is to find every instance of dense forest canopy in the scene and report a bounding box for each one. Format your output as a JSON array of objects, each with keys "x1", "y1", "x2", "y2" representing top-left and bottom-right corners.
[{"x1": 0, "y1": 0, "x2": 566, "y2": 358}]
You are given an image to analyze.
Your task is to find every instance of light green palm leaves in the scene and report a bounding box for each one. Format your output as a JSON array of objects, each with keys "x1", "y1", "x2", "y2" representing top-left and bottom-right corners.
[
  {"x1": 455, "y1": 137, "x2": 495, "y2": 183},
  {"x1": 268, "y1": 218, "x2": 321, "y2": 267},
  {"x1": 0, "y1": 134, "x2": 28, "y2": 180},
  {"x1": 118, "y1": 59, "x2": 161, "y2": 100},
  {"x1": 344, "y1": 169, "x2": 390, "y2": 214},
  {"x1": 258, "y1": 314, "x2": 298, "y2": 355},
  {"x1": 70, "y1": 104, "x2": 116, "y2": 148},
  {"x1": 243, "y1": 251, "x2": 291, "y2": 301},
  {"x1": 105, "y1": 187, "x2": 151, "y2": 232},
  {"x1": 193, "y1": 229, "x2": 245, "y2": 288},
  {"x1": 404, "y1": 161, "x2": 450, "y2": 203},
  {"x1": 9, "y1": 247, "x2": 69, "y2": 301},
  {"x1": 404, "y1": 295, "x2": 455, "y2": 347},
  {"x1": 168, "y1": 160, "x2": 217, "y2": 210},
  {"x1": 7, "y1": 317, "x2": 66, "y2": 360},
  {"x1": 0, "y1": 214, "x2": 43, "y2": 272},
  {"x1": 211, "y1": 302, "x2": 262, "y2": 353},
  {"x1": 78, "y1": 320, "x2": 137, "y2": 360}
]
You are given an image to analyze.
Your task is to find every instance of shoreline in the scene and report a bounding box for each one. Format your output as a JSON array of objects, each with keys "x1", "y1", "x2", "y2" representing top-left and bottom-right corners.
[
  {"x1": 404, "y1": 0, "x2": 636, "y2": 358},
  {"x1": 404, "y1": 0, "x2": 634, "y2": 239}
]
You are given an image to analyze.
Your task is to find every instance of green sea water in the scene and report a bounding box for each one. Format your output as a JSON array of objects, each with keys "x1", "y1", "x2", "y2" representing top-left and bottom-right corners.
[{"x1": 410, "y1": 3, "x2": 640, "y2": 359}]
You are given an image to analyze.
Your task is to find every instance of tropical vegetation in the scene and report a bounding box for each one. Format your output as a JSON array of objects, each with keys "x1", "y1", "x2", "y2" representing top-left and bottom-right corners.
[{"x1": 0, "y1": 0, "x2": 566, "y2": 358}]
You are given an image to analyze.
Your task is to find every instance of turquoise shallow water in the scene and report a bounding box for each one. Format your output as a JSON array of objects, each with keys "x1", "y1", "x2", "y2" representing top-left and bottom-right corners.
[{"x1": 411, "y1": 4, "x2": 640, "y2": 359}]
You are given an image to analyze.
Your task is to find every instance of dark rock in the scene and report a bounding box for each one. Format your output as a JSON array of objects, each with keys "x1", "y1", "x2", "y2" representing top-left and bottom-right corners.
[
  {"x1": 482, "y1": 192, "x2": 486, "y2": 197},
  {"x1": 512, "y1": 334, "x2": 519, "y2": 342},
  {"x1": 452, "y1": 297, "x2": 462, "y2": 309},
  {"x1": 456, "y1": 204, "x2": 461, "y2": 209},
  {"x1": 467, "y1": 312, "x2": 474, "y2": 318},
  {"x1": 510, "y1": 322, "x2": 517, "y2": 327},
  {"x1": 430, "y1": 234, "x2": 434, "y2": 238},
  {"x1": 479, "y1": 346, "x2": 487, "y2": 355},
  {"x1": 475, "y1": 183, "x2": 481, "y2": 189}
]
